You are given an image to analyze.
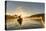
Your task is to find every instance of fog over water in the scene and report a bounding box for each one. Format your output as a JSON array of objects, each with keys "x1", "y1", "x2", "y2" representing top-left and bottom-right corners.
[
  {"x1": 6, "y1": 1, "x2": 44, "y2": 30},
  {"x1": 6, "y1": 18, "x2": 42, "y2": 30}
]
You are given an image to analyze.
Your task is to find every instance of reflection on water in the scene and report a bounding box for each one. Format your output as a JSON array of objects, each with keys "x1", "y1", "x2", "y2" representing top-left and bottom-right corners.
[{"x1": 6, "y1": 18, "x2": 43, "y2": 30}]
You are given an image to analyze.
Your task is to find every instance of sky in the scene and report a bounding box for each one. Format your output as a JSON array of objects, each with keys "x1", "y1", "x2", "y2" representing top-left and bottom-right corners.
[{"x1": 6, "y1": 1, "x2": 44, "y2": 17}]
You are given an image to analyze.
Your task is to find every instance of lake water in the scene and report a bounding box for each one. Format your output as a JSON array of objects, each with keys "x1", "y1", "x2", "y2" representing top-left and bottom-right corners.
[{"x1": 6, "y1": 18, "x2": 43, "y2": 30}]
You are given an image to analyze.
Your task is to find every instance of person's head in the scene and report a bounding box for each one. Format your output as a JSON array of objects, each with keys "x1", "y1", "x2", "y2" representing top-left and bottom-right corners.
[{"x1": 18, "y1": 15, "x2": 21, "y2": 18}]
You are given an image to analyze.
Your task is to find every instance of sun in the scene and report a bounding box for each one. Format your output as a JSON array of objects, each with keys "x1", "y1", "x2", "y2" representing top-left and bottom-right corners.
[{"x1": 15, "y1": 7, "x2": 28, "y2": 18}]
